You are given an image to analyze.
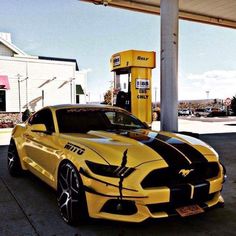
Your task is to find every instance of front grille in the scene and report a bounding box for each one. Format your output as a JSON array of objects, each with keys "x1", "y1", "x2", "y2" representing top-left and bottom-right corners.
[
  {"x1": 141, "y1": 162, "x2": 219, "y2": 189},
  {"x1": 147, "y1": 193, "x2": 215, "y2": 214}
]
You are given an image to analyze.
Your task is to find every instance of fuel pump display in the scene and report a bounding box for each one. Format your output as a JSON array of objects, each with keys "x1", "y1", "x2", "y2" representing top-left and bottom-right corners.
[{"x1": 110, "y1": 50, "x2": 156, "y2": 124}]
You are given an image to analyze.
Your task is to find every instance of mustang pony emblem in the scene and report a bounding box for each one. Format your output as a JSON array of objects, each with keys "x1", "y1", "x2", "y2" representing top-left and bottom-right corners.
[{"x1": 179, "y1": 169, "x2": 194, "y2": 177}]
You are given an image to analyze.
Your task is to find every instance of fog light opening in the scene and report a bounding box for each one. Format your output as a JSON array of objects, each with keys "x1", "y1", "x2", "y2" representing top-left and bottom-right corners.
[
  {"x1": 116, "y1": 203, "x2": 123, "y2": 211},
  {"x1": 101, "y1": 199, "x2": 137, "y2": 215}
]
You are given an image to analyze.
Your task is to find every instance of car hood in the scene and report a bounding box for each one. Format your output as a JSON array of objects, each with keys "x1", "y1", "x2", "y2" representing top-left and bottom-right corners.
[{"x1": 60, "y1": 129, "x2": 218, "y2": 168}]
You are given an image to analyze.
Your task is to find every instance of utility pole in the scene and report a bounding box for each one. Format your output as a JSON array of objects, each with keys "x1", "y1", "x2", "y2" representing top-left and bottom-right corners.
[
  {"x1": 25, "y1": 77, "x2": 29, "y2": 108},
  {"x1": 17, "y1": 74, "x2": 22, "y2": 113},
  {"x1": 26, "y1": 62, "x2": 29, "y2": 108},
  {"x1": 70, "y1": 78, "x2": 75, "y2": 104},
  {"x1": 17, "y1": 74, "x2": 29, "y2": 112},
  {"x1": 70, "y1": 80, "x2": 73, "y2": 103},
  {"x1": 154, "y1": 87, "x2": 157, "y2": 107},
  {"x1": 109, "y1": 80, "x2": 114, "y2": 106},
  {"x1": 42, "y1": 90, "x2": 44, "y2": 107}
]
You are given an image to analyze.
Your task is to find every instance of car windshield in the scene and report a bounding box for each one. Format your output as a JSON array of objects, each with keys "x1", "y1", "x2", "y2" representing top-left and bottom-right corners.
[{"x1": 56, "y1": 108, "x2": 146, "y2": 133}]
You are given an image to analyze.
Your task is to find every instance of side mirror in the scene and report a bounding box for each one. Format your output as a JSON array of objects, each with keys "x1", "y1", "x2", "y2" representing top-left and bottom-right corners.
[
  {"x1": 22, "y1": 109, "x2": 31, "y2": 122},
  {"x1": 31, "y1": 124, "x2": 47, "y2": 133}
]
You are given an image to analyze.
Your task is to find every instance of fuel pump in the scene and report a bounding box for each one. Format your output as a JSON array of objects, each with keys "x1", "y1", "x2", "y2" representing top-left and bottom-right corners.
[{"x1": 110, "y1": 50, "x2": 156, "y2": 124}]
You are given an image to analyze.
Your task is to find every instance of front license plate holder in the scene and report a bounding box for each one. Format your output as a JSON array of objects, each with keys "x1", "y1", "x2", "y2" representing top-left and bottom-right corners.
[{"x1": 176, "y1": 204, "x2": 204, "y2": 217}]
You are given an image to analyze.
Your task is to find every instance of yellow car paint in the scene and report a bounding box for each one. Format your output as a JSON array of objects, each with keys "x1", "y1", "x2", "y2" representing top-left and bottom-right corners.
[{"x1": 10, "y1": 104, "x2": 225, "y2": 223}]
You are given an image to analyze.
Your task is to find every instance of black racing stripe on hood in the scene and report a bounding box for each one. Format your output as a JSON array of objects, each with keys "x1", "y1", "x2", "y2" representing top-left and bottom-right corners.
[
  {"x1": 171, "y1": 143, "x2": 208, "y2": 163},
  {"x1": 156, "y1": 134, "x2": 208, "y2": 164},
  {"x1": 114, "y1": 130, "x2": 191, "y2": 168},
  {"x1": 142, "y1": 138, "x2": 190, "y2": 168}
]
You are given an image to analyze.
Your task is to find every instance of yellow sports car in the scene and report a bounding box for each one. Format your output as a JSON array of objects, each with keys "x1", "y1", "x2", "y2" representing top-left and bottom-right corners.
[{"x1": 8, "y1": 105, "x2": 226, "y2": 225}]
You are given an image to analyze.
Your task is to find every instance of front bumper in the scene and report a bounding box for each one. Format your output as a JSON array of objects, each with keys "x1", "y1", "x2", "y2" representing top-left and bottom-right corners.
[
  {"x1": 84, "y1": 191, "x2": 224, "y2": 222},
  {"x1": 80, "y1": 162, "x2": 225, "y2": 222}
]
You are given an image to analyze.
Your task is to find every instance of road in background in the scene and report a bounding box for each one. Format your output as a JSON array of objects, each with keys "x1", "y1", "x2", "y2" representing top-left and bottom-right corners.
[{"x1": 152, "y1": 116, "x2": 236, "y2": 134}]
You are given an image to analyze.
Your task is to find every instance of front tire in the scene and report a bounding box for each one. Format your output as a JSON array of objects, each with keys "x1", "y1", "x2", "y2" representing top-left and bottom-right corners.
[
  {"x1": 8, "y1": 138, "x2": 23, "y2": 176},
  {"x1": 57, "y1": 162, "x2": 88, "y2": 225}
]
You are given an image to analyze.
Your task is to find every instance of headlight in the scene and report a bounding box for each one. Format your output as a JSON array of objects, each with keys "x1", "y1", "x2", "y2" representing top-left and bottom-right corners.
[{"x1": 85, "y1": 161, "x2": 135, "y2": 178}]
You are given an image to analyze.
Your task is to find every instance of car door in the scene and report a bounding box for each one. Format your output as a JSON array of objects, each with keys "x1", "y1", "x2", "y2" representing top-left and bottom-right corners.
[{"x1": 23, "y1": 109, "x2": 60, "y2": 184}]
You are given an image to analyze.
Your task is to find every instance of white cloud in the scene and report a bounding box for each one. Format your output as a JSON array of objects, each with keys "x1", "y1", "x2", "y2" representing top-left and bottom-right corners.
[
  {"x1": 179, "y1": 70, "x2": 236, "y2": 100},
  {"x1": 188, "y1": 70, "x2": 236, "y2": 80}
]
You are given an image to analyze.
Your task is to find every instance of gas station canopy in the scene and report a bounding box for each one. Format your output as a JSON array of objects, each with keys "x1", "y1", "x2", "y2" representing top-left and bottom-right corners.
[
  {"x1": 81, "y1": 0, "x2": 236, "y2": 29},
  {"x1": 81, "y1": 0, "x2": 236, "y2": 132}
]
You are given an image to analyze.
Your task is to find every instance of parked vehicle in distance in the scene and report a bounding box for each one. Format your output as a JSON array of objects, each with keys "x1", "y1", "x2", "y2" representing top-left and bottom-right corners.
[
  {"x1": 228, "y1": 109, "x2": 234, "y2": 116},
  {"x1": 178, "y1": 109, "x2": 191, "y2": 116},
  {"x1": 207, "y1": 108, "x2": 227, "y2": 117},
  {"x1": 152, "y1": 107, "x2": 160, "y2": 121},
  {"x1": 205, "y1": 107, "x2": 212, "y2": 113},
  {"x1": 194, "y1": 108, "x2": 209, "y2": 117}
]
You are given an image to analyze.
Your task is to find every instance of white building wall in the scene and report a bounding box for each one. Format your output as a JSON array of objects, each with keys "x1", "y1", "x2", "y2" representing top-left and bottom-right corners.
[
  {"x1": 75, "y1": 71, "x2": 88, "y2": 104},
  {"x1": 0, "y1": 56, "x2": 87, "y2": 112}
]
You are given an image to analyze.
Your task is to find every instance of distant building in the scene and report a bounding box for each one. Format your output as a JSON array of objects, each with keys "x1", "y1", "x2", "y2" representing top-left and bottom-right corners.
[{"x1": 0, "y1": 32, "x2": 87, "y2": 112}]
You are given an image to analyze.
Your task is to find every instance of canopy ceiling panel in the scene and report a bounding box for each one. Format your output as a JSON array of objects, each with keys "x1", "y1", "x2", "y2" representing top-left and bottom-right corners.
[{"x1": 81, "y1": 0, "x2": 236, "y2": 28}]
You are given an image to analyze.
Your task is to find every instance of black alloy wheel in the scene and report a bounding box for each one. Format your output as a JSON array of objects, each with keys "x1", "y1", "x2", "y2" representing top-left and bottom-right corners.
[
  {"x1": 8, "y1": 138, "x2": 23, "y2": 176},
  {"x1": 57, "y1": 162, "x2": 88, "y2": 225}
]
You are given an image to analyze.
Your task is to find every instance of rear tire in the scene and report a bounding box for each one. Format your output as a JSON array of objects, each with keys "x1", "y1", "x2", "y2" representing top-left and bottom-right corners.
[
  {"x1": 8, "y1": 139, "x2": 23, "y2": 176},
  {"x1": 57, "y1": 162, "x2": 88, "y2": 225}
]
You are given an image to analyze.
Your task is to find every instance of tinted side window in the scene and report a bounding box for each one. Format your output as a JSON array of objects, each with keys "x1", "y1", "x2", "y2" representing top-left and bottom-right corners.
[
  {"x1": 56, "y1": 110, "x2": 108, "y2": 133},
  {"x1": 28, "y1": 109, "x2": 55, "y2": 133}
]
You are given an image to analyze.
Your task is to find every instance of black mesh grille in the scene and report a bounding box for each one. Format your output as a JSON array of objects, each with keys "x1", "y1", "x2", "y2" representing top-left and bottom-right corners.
[{"x1": 141, "y1": 162, "x2": 219, "y2": 189}]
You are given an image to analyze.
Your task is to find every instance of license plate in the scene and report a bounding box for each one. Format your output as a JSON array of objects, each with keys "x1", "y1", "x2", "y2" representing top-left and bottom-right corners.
[{"x1": 176, "y1": 204, "x2": 204, "y2": 217}]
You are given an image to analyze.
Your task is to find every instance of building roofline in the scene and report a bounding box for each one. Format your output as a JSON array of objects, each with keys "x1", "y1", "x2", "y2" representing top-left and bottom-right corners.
[
  {"x1": 0, "y1": 37, "x2": 28, "y2": 56},
  {"x1": 38, "y1": 56, "x2": 79, "y2": 71}
]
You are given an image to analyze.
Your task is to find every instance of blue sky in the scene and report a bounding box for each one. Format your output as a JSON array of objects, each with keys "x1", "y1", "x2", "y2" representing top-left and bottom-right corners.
[{"x1": 1, "y1": 0, "x2": 236, "y2": 101}]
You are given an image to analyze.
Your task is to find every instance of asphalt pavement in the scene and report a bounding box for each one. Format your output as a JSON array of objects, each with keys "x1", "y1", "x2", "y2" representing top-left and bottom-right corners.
[{"x1": 0, "y1": 132, "x2": 236, "y2": 236}]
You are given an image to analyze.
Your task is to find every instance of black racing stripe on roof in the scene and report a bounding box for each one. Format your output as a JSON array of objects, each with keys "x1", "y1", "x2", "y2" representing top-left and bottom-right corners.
[{"x1": 157, "y1": 134, "x2": 208, "y2": 163}]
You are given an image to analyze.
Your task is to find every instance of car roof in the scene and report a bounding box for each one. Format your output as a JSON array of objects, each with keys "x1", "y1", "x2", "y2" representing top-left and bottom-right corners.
[{"x1": 43, "y1": 104, "x2": 125, "y2": 112}]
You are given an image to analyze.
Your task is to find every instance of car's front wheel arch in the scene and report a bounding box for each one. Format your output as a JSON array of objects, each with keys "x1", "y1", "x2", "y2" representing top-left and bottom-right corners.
[
  {"x1": 57, "y1": 160, "x2": 89, "y2": 225},
  {"x1": 8, "y1": 138, "x2": 24, "y2": 176}
]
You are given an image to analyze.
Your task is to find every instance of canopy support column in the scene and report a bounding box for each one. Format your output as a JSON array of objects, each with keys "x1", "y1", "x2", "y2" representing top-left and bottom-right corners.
[{"x1": 160, "y1": 0, "x2": 179, "y2": 132}]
